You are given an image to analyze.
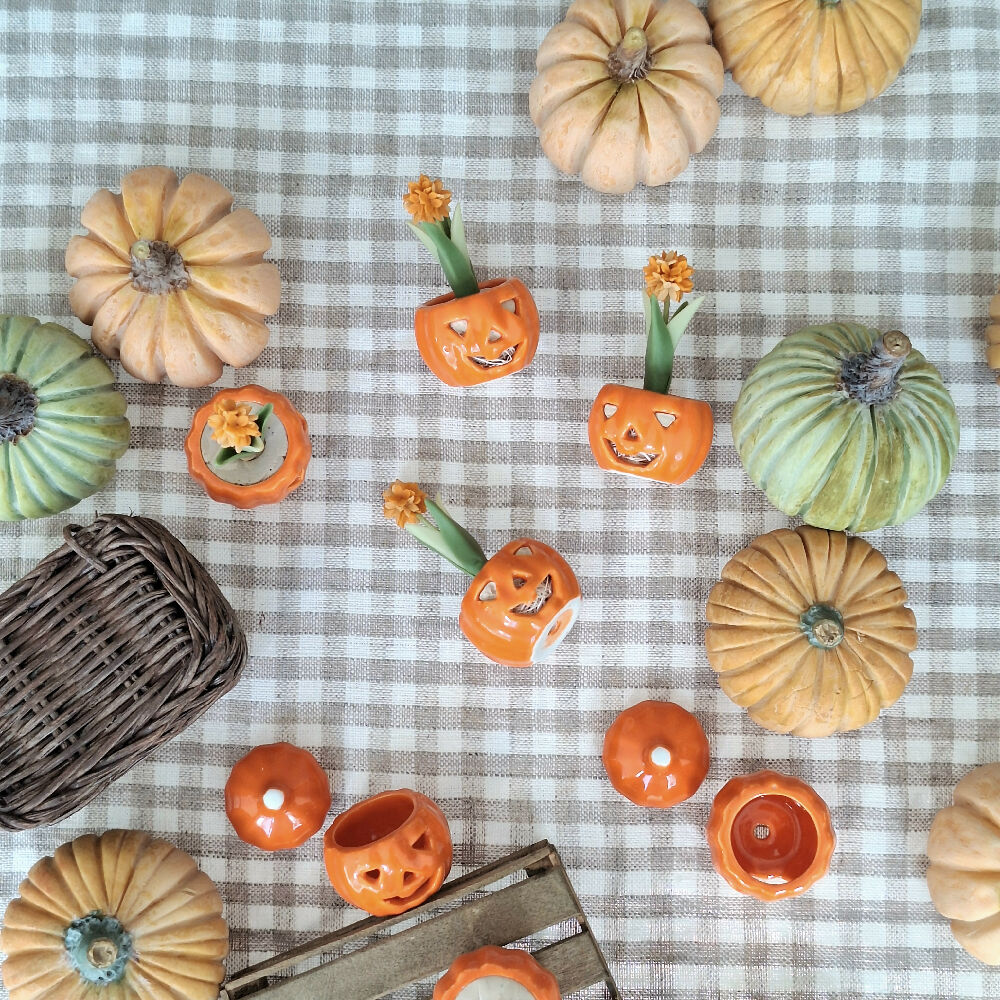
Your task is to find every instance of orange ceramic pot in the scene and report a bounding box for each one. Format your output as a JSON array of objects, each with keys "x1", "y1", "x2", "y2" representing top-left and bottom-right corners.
[
  {"x1": 414, "y1": 277, "x2": 539, "y2": 387},
  {"x1": 185, "y1": 385, "x2": 311, "y2": 508},
  {"x1": 602, "y1": 701, "x2": 710, "y2": 809},
  {"x1": 434, "y1": 946, "x2": 560, "y2": 1000},
  {"x1": 224, "y1": 742, "x2": 331, "y2": 851},
  {"x1": 324, "y1": 788, "x2": 452, "y2": 916},
  {"x1": 587, "y1": 384, "x2": 713, "y2": 484},
  {"x1": 707, "y1": 770, "x2": 835, "y2": 901},
  {"x1": 459, "y1": 538, "x2": 581, "y2": 668}
]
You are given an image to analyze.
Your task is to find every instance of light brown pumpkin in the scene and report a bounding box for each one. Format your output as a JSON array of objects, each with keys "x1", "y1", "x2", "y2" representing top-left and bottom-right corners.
[
  {"x1": 927, "y1": 764, "x2": 1000, "y2": 965},
  {"x1": 529, "y1": 0, "x2": 724, "y2": 194},
  {"x1": 705, "y1": 526, "x2": 917, "y2": 737},
  {"x1": 987, "y1": 286, "x2": 1000, "y2": 382},
  {"x1": 66, "y1": 166, "x2": 280, "y2": 387},
  {"x1": 707, "y1": 0, "x2": 922, "y2": 116}
]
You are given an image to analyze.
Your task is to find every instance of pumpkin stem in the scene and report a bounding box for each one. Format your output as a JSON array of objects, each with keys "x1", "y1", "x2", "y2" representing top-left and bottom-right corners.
[
  {"x1": 608, "y1": 27, "x2": 650, "y2": 81},
  {"x1": 130, "y1": 238, "x2": 190, "y2": 294},
  {"x1": 65, "y1": 912, "x2": 133, "y2": 985},
  {"x1": 840, "y1": 331, "x2": 912, "y2": 405},
  {"x1": 643, "y1": 294, "x2": 704, "y2": 395},
  {"x1": 0, "y1": 373, "x2": 38, "y2": 444},
  {"x1": 800, "y1": 604, "x2": 845, "y2": 649},
  {"x1": 404, "y1": 496, "x2": 489, "y2": 577},
  {"x1": 408, "y1": 203, "x2": 480, "y2": 299}
]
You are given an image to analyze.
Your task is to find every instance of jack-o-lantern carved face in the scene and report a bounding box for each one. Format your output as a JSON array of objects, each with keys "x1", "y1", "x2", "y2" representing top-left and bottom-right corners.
[
  {"x1": 587, "y1": 383, "x2": 713, "y2": 484},
  {"x1": 323, "y1": 789, "x2": 453, "y2": 917},
  {"x1": 459, "y1": 538, "x2": 581, "y2": 667},
  {"x1": 414, "y1": 277, "x2": 539, "y2": 387}
]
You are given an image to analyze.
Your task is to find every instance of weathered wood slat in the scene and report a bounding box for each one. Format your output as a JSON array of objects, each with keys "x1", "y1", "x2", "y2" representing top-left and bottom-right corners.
[{"x1": 534, "y1": 933, "x2": 618, "y2": 998}]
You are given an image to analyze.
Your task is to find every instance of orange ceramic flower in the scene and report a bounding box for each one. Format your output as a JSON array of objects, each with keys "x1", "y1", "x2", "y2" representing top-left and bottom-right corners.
[
  {"x1": 225, "y1": 742, "x2": 331, "y2": 851},
  {"x1": 602, "y1": 701, "x2": 710, "y2": 808},
  {"x1": 186, "y1": 385, "x2": 311, "y2": 509},
  {"x1": 707, "y1": 770, "x2": 835, "y2": 901},
  {"x1": 434, "y1": 946, "x2": 561, "y2": 1000},
  {"x1": 643, "y1": 251, "x2": 694, "y2": 303},
  {"x1": 383, "y1": 480, "x2": 427, "y2": 528},
  {"x1": 415, "y1": 277, "x2": 539, "y2": 387},
  {"x1": 207, "y1": 399, "x2": 260, "y2": 452},
  {"x1": 324, "y1": 789, "x2": 452, "y2": 916},
  {"x1": 404, "y1": 175, "x2": 452, "y2": 224},
  {"x1": 459, "y1": 538, "x2": 582, "y2": 668}
]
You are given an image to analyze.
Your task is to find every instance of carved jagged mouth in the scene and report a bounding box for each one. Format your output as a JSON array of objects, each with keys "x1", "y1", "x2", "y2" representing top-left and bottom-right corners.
[
  {"x1": 605, "y1": 439, "x2": 658, "y2": 466},
  {"x1": 512, "y1": 575, "x2": 552, "y2": 616},
  {"x1": 471, "y1": 345, "x2": 517, "y2": 368}
]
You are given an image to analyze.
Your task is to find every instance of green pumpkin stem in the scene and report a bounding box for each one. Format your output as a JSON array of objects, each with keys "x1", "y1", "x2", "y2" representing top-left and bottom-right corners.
[
  {"x1": 840, "y1": 331, "x2": 912, "y2": 405},
  {"x1": 408, "y1": 202, "x2": 480, "y2": 299},
  {"x1": 643, "y1": 294, "x2": 704, "y2": 395},
  {"x1": 405, "y1": 497, "x2": 489, "y2": 577}
]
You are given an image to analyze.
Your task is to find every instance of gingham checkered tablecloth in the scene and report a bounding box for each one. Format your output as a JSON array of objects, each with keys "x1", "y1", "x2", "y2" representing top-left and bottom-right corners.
[{"x1": 1, "y1": 1, "x2": 999, "y2": 997}]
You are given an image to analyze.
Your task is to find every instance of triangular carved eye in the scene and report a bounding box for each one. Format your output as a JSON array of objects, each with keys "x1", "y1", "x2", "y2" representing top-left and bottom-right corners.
[
  {"x1": 514, "y1": 544, "x2": 533, "y2": 556},
  {"x1": 654, "y1": 411, "x2": 676, "y2": 428},
  {"x1": 449, "y1": 319, "x2": 468, "y2": 336},
  {"x1": 603, "y1": 403, "x2": 618, "y2": 418},
  {"x1": 501, "y1": 299, "x2": 516, "y2": 313},
  {"x1": 487, "y1": 330, "x2": 501, "y2": 343},
  {"x1": 478, "y1": 581, "x2": 497, "y2": 601}
]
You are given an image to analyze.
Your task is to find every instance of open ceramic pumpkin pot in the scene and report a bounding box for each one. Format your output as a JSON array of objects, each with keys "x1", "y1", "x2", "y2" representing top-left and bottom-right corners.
[
  {"x1": 383, "y1": 481, "x2": 581, "y2": 667},
  {"x1": 404, "y1": 176, "x2": 539, "y2": 387}
]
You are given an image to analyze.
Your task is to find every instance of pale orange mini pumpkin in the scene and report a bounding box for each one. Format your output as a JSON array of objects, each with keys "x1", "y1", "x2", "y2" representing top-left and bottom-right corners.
[
  {"x1": 66, "y1": 166, "x2": 280, "y2": 387},
  {"x1": 529, "y1": 0, "x2": 724, "y2": 193},
  {"x1": 708, "y1": 0, "x2": 922, "y2": 116},
  {"x1": 987, "y1": 285, "x2": 1000, "y2": 382}
]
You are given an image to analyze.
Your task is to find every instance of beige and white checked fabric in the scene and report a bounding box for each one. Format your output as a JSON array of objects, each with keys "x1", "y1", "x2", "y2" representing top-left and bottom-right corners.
[{"x1": 1, "y1": 1, "x2": 999, "y2": 997}]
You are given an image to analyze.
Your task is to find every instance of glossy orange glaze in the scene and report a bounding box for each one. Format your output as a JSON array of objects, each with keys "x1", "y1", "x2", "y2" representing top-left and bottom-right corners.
[
  {"x1": 185, "y1": 385, "x2": 310, "y2": 508},
  {"x1": 587, "y1": 384, "x2": 713, "y2": 484},
  {"x1": 224, "y1": 742, "x2": 330, "y2": 851},
  {"x1": 414, "y1": 278, "x2": 539, "y2": 387},
  {"x1": 602, "y1": 701, "x2": 710, "y2": 808},
  {"x1": 459, "y1": 538, "x2": 581, "y2": 668},
  {"x1": 434, "y1": 946, "x2": 561, "y2": 1000},
  {"x1": 706, "y1": 769, "x2": 835, "y2": 901},
  {"x1": 323, "y1": 789, "x2": 452, "y2": 916}
]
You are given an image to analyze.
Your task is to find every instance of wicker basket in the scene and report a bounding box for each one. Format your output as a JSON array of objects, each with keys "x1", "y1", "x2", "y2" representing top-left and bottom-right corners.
[{"x1": 0, "y1": 514, "x2": 246, "y2": 831}]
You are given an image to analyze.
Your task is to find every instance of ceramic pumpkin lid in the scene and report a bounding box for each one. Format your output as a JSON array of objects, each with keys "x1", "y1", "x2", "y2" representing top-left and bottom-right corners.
[{"x1": 0, "y1": 830, "x2": 228, "y2": 1000}]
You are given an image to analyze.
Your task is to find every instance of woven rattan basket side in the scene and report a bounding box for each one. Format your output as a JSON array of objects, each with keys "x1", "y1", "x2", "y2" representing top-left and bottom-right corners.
[{"x1": 0, "y1": 513, "x2": 247, "y2": 830}]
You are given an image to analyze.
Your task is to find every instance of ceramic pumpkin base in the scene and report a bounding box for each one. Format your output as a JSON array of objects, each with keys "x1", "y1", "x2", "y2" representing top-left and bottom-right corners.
[
  {"x1": 459, "y1": 538, "x2": 581, "y2": 667},
  {"x1": 324, "y1": 789, "x2": 453, "y2": 916},
  {"x1": 588, "y1": 384, "x2": 713, "y2": 484},
  {"x1": 707, "y1": 770, "x2": 835, "y2": 901},
  {"x1": 434, "y1": 946, "x2": 561, "y2": 1000},
  {"x1": 414, "y1": 278, "x2": 539, "y2": 387},
  {"x1": 186, "y1": 385, "x2": 310, "y2": 508}
]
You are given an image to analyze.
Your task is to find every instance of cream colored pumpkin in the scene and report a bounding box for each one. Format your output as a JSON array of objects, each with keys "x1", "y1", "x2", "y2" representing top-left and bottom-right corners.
[
  {"x1": 529, "y1": 0, "x2": 724, "y2": 194},
  {"x1": 708, "y1": 0, "x2": 922, "y2": 116},
  {"x1": 705, "y1": 526, "x2": 917, "y2": 737},
  {"x1": 66, "y1": 166, "x2": 280, "y2": 387},
  {"x1": 927, "y1": 764, "x2": 1000, "y2": 965},
  {"x1": 1, "y1": 830, "x2": 228, "y2": 1000}
]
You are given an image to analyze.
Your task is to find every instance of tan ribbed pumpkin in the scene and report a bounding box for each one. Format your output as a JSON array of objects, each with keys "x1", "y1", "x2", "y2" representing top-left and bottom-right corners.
[
  {"x1": 705, "y1": 526, "x2": 917, "y2": 737},
  {"x1": 927, "y1": 764, "x2": 1000, "y2": 965},
  {"x1": 1, "y1": 830, "x2": 228, "y2": 1000},
  {"x1": 529, "y1": 0, "x2": 724, "y2": 193},
  {"x1": 66, "y1": 166, "x2": 280, "y2": 387},
  {"x1": 707, "y1": 0, "x2": 922, "y2": 116}
]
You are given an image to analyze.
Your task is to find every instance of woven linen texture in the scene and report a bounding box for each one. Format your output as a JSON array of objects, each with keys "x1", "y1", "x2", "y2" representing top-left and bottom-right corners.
[{"x1": 1, "y1": 1, "x2": 999, "y2": 997}]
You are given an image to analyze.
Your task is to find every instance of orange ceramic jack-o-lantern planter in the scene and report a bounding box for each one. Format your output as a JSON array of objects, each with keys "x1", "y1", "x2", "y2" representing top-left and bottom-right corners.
[
  {"x1": 323, "y1": 788, "x2": 452, "y2": 916},
  {"x1": 224, "y1": 742, "x2": 331, "y2": 851},
  {"x1": 434, "y1": 946, "x2": 561, "y2": 1000},
  {"x1": 405, "y1": 176, "x2": 539, "y2": 387},
  {"x1": 602, "y1": 701, "x2": 710, "y2": 809},
  {"x1": 588, "y1": 252, "x2": 713, "y2": 484},
  {"x1": 383, "y1": 481, "x2": 581, "y2": 668},
  {"x1": 186, "y1": 385, "x2": 310, "y2": 508},
  {"x1": 707, "y1": 770, "x2": 835, "y2": 901}
]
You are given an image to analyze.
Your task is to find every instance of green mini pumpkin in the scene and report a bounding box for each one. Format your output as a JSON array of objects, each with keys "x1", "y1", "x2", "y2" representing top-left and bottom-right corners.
[
  {"x1": 732, "y1": 323, "x2": 959, "y2": 532},
  {"x1": 0, "y1": 316, "x2": 129, "y2": 521}
]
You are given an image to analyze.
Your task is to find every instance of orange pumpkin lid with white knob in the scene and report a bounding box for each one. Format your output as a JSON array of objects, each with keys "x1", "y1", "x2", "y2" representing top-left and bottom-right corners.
[{"x1": 434, "y1": 946, "x2": 560, "y2": 1000}]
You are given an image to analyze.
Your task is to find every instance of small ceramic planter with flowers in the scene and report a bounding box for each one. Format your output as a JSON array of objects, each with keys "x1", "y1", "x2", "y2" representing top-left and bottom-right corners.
[
  {"x1": 434, "y1": 946, "x2": 561, "y2": 1000},
  {"x1": 186, "y1": 385, "x2": 310, "y2": 508},
  {"x1": 383, "y1": 481, "x2": 580, "y2": 667},
  {"x1": 404, "y1": 175, "x2": 539, "y2": 387},
  {"x1": 588, "y1": 252, "x2": 713, "y2": 484}
]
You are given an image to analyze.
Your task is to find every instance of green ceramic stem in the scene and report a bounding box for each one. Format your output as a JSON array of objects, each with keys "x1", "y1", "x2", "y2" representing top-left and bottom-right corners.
[
  {"x1": 800, "y1": 604, "x2": 845, "y2": 649},
  {"x1": 405, "y1": 497, "x2": 488, "y2": 577},
  {"x1": 408, "y1": 205, "x2": 480, "y2": 298},
  {"x1": 64, "y1": 912, "x2": 132, "y2": 985},
  {"x1": 0, "y1": 373, "x2": 38, "y2": 444},
  {"x1": 642, "y1": 294, "x2": 704, "y2": 395}
]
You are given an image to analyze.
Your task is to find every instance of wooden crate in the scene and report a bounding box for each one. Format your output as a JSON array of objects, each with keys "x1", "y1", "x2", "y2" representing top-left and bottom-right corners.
[{"x1": 222, "y1": 840, "x2": 619, "y2": 1000}]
